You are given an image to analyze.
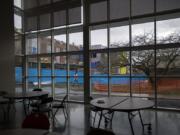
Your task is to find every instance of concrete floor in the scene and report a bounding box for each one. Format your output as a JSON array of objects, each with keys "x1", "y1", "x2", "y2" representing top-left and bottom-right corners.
[{"x1": 0, "y1": 102, "x2": 180, "y2": 135}]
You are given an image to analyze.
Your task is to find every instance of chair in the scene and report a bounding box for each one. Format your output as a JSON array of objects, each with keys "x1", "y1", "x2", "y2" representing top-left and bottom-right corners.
[
  {"x1": 29, "y1": 88, "x2": 47, "y2": 110},
  {"x1": 0, "y1": 96, "x2": 9, "y2": 120},
  {"x1": 32, "y1": 97, "x2": 53, "y2": 118},
  {"x1": 22, "y1": 113, "x2": 50, "y2": 130},
  {"x1": 52, "y1": 95, "x2": 68, "y2": 119},
  {"x1": 87, "y1": 128, "x2": 115, "y2": 135},
  {"x1": 0, "y1": 91, "x2": 15, "y2": 120}
]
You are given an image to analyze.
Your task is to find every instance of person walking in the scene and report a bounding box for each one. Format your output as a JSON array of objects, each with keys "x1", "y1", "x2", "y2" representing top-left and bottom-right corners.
[{"x1": 73, "y1": 69, "x2": 79, "y2": 86}]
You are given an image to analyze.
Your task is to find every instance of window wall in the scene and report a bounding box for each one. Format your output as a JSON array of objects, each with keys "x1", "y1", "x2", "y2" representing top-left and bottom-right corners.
[
  {"x1": 88, "y1": 0, "x2": 180, "y2": 109},
  {"x1": 20, "y1": 0, "x2": 180, "y2": 108},
  {"x1": 14, "y1": 0, "x2": 24, "y2": 93},
  {"x1": 24, "y1": 0, "x2": 83, "y2": 101}
]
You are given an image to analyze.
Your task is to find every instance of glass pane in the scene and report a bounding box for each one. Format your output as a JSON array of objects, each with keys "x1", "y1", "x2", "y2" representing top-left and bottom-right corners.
[
  {"x1": 39, "y1": 0, "x2": 51, "y2": 6},
  {"x1": 54, "y1": 56, "x2": 67, "y2": 76},
  {"x1": 40, "y1": 57, "x2": 51, "y2": 76},
  {"x1": 24, "y1": 0, "x2": 37, "y2": 9},
  {"x1": 90, "y1": 53, "x2": 108, "y2": 76},
  {"x1": 156, "y1": 48, "x2": 180, "y2": 77},
  {"x1": 69, "y1": 6, "x2": 82, "y2": 25},
  {"x1": 53, "y1": 0, "x2": 63, "y2": 3},
  {"x1": 69, "y1": 31, "x2": 83, "y2": 51},
  {"x1": 14, "y1": 14, "x2": 22, "y2": 33},
  {"x1": 25, "y1": 16, "x2": 37, "y2": 32},
  {"x1": 16, "y1": 66, "x2": 23, "y2": 84},
  {"x1": 91, "y1": 77, "x2": 108, "y2": 97},
  {"x1": 27, "y1": 77, "x2": 38, "y2": 91},
  {"x1": 69, "y1": 54, "x2": 84, "y2": 76},
  {"x1": 54, "y1": 77, "x2": 67, "y2": 99},
  {"x1": 69, "y1": 76, "x2": 84, "y2": 101},
  {"x1": 157, "y1": 0, "x2": 180, "y2": 12},
  {"x1": 16, "y1": 84, "x2": 23, "y2": 93},
  {"x1": 110, "y1": 22, "x2": 129, "y2": 48},
  {"x1": 38, "y1": 32, "x2": 51, "y2": 54},
  {"x1": 132, "y1": 19, "x2": 154, "y2": 46},
  {"x1": 14, "y1": 0, "x2": 22, "y2": 8},
  {"x1": 110, "y1": 0, "x2": 129, "y2": 20},
  {"x1": 132, "y1": 77, "x2": 154, "y2": 97},
  {"x1": 26, "y1": 34, "x2": 38, "y2": 55},
  {"x1": 15, "y1": 35, "x2": 22, "y2": 55},
  {"x1": 157, "y1": 77, "x2": 180, "y2": 99},
  {"x1": 132, "y1": 50, "x2": 155, "y2": 77},
  {"x1": 110, "y1": 77, "x2": 130, "y2": 96},
  {"x1": 132, "y1": 0, "x2": 154, "y2": 16},
  {"x1": 53, "y1": 10, "x2": 66, "y2": 27},
  {"x1": 39, "y1": 13, "x2": 51, "y2": 30},
  {"x1": 40, "y1": 77, "x2": 52, "y2": 95},
  {"x1": 157, "y1": 17, "x2": 180, "y2": 44},
  {"x1": 110, "y1": 51, "x2": 130, "y2": 75},
  {"x1": 15, "y1": 56, "x2": 23, "y2": 84},
  {"x1": 27, "y1": 57, "x2": 38, "y2": 76},
  {"x1": 90, "y1": 1, "x2": 107, "y2": 23},
  {"x1": 90, "y1": 25, "x2": 107, "y2": 49},
  {"x1": 53, "y1": 29, "x2": 66, "y2": 52}
]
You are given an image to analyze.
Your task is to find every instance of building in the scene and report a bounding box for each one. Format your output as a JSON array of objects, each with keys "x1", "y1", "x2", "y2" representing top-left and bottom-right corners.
[{"x1": 0, "y1": 0, "x2": 180, "y2": 134}]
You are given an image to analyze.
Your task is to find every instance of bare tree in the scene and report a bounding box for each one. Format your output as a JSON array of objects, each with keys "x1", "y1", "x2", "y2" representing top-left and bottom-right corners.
[{"x1": 131, "y1": 33, "x2": 180, "y2": 84}]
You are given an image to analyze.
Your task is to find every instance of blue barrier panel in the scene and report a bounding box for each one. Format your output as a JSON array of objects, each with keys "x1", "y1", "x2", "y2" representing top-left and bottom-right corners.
[{"x1": 16, "y1": 67, "x2": 147, "y2": 85}]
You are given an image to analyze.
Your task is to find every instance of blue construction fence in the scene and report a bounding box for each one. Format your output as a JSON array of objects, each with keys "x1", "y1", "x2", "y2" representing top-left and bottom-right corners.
[{"x1": 16, "y1": 67, "x2": 147, "y2": 85}]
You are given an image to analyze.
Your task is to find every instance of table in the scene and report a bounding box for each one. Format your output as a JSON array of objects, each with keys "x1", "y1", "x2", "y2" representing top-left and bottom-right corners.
[
  {"x1": 0, "y1": 97, "x2": 9, "y2": 119},
  {"x1": 4, "y1": 91, "x2": 49, "y2": 99},
  {"x1": 0, "y1": 129, "x2": 61, "y2": 135},
  {"x1": 0, "y1": 129, "x2": 47, "y2": 135},
  {"x1": 90, "y1": 97, "x2": 154, "y2": 135},
  {"x1": 4, "y1": 91, "x2": 49, "y2": 115}
]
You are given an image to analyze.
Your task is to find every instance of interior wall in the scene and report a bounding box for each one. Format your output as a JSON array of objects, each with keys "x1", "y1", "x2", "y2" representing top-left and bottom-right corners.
[{"x1": 0, "y1": 0, "x2": 15, "y2": 93}]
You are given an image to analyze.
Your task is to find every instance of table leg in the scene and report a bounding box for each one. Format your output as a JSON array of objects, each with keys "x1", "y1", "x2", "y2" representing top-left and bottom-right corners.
[
  {"x1": 128, "y1": 112, "x2": 135, "y2": 135},
  {"x1": 93, "y1": 111, "x2": 97, "y2": 126},
  {"x1": 138, "y1": 111, "x2": 145, "y2": 131},
  {"x1": 138, "y1": 111, "x2": 152, "y2": 134},
  {"x1": 22, "y1": 99, "x2": 27, "y2": 115}
]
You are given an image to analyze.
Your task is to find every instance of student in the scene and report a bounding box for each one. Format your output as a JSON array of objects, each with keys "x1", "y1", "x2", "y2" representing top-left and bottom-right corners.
[{"x1": 73, "y1": 69, "x2": 78, "y2": 86}]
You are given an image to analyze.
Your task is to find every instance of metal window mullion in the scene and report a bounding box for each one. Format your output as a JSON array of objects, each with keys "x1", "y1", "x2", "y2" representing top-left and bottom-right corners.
[
  {"x1": 22, "y1": 33, "x2": 27, "y2": 92},
  {"x1": 51, "y1": 33, "x2": 54, "y2": 97},
  {"x1": 129, "y1": 0, "x2": 132, "y2": 97},
  {"x1": 37, "y1": 56, "x2": 41, "y2": 88},
  {"x1": 52, "y1": 51, "x2": 55, "y2": 97},
  {"x1": 89, "y1": 29, "x2": 92, "y2": 97},
  {"x1": 37, "y1": 12, "x2": 41, "y2": 88},
  {"x1": 83, "y1": 0, "x2": 90, "y2": 103},
  {"x1": 107, "y1": 0, "x2": 110, "y2": 97},
  {"x1": 154, "y1": 0, "x2": 157, "y2": 108},
  {"x1": 50, "y1": 10, "x2": 55, "y2": 97},
  {"x1": 66, "y1": 6, "x2": 69, "y2": 100}
]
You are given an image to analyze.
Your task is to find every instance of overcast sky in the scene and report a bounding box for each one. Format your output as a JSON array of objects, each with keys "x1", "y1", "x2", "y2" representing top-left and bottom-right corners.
[
  {"x1": 56, "y1": 17, "x2": 180, "y2": 46},
  {"x1": 15, "y1": 17, "x2": 180, "y2": 46},
  {"x1": 14, "y1": 0, "x2": 180, "y2": 46}
]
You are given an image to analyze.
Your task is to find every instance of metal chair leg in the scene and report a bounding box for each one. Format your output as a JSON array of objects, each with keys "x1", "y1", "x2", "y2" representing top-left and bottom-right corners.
[
  {"x1": 98, "y1": 111, "x2": 103, "y2": 128},
  {"x1": 93, "y1": 111, "x2": 97, "y2": 126}
]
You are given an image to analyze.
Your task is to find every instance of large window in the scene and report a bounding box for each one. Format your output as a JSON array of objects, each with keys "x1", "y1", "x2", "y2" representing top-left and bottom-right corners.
[
  {"x1": 20, "y1": 0, "x2": 180, "y2": 108},
  {"x1": 14, "y1": 1, "x2": 24, "y2": 93},
  {"x1": 24, "y1": 0, "x2": 83, "y2": 101}
]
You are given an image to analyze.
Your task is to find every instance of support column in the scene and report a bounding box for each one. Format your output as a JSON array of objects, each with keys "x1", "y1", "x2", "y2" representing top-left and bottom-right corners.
[
  {"x1": 0, "y1": 0, "x2": 15, "y2": 93},
  {"x1": 83, "y1": 0, "x2": 90, "y2": 104}
]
